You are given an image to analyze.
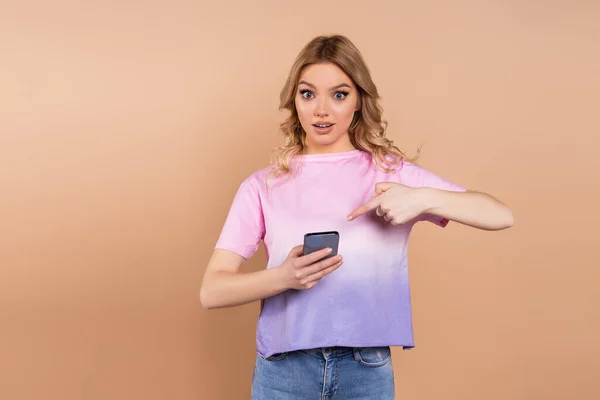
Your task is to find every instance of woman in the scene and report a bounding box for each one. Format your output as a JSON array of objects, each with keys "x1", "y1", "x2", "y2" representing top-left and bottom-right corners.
[{"x1": 200, "y1": 34, "x2": 514, "y2": 400}]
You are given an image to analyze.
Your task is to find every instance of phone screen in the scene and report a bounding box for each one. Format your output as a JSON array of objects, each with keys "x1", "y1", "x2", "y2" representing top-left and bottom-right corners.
[{"x1": 303, "y1": 231, "x2": 340, "y2": 259}]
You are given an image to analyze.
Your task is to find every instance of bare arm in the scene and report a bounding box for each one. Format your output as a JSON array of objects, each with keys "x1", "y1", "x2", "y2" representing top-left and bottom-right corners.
[
  {"x1": 199, "y1": 249, "x2": 287, "y2": 309},
  {"x1": 422, "y1": 188, "x2": 514, "y2": 231},
  {"x1": 200, "y1": 246, "x2": 343, "y2": 310},
  {"x1": 348, "y1": 183, "x2": 513, "y2": 231}
]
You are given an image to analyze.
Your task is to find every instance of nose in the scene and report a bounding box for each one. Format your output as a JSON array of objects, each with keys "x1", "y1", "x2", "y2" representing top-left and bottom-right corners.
[{"x1": 314, "y1": 98, "x2": 330, "y2": 117}]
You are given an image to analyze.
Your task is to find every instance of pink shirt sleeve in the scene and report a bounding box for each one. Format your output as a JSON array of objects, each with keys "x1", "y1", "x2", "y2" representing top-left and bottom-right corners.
[
  {"x1": 397, "y1": 161, "x2": 467, "y2": 227},
  {"x1": 215, "y1": 175, "x2": 265, "y2": 259}
]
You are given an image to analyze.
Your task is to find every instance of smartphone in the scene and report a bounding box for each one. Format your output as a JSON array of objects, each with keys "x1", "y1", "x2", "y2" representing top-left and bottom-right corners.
[{"x1": 303, "y1": 231, "x2": 340, "y2": 259}]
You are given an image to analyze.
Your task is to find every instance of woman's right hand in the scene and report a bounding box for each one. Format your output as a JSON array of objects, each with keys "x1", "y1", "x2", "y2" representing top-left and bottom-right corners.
[{"x1": 278, "y1": 245, "x2": 343, "y2": 290}]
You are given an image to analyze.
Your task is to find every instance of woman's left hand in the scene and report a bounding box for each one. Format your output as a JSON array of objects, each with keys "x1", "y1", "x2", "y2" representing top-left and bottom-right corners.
[{"x1": 347, "y1": 182, "x2": 430, "y2": 225}]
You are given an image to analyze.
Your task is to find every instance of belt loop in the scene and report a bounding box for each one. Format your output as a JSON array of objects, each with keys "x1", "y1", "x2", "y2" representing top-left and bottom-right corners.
[{"x1": 353, "y1": 348, "x2": 360, "y2": 361}]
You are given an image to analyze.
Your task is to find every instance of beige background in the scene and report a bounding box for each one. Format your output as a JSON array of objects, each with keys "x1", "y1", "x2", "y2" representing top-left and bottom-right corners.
[{"x1": 1, "y1": 1, "x2": 599, "y2": 399}]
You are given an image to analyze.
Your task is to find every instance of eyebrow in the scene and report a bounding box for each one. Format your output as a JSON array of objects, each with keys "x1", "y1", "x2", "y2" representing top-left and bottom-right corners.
[{"x1": 298, "y1": 80, "x2": 352, "y2": 91}]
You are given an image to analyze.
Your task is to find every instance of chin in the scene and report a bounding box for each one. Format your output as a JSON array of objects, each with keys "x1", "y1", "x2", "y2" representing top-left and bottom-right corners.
[
  {"x1": 308, "y1": 134, "x2": 338, "y2": 145},
  {"x1": 306, "y1": 135, "x2": 340, "y2": 148}
]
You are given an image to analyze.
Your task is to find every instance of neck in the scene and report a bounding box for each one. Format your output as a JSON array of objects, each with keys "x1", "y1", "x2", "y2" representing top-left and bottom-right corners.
[{"x1": 304, "y1": 137, "x2": 355, "y2": 155}]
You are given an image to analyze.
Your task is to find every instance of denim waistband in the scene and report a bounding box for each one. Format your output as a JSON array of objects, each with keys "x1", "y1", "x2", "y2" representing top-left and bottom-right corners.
[{"x1": 301, "y1": 346, "x2": 355, "y2": 359}]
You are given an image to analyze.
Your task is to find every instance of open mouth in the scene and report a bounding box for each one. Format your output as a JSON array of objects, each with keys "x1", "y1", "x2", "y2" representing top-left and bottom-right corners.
[{"x1": 313, "y1": 124, "x2": 334, "y2": 128}]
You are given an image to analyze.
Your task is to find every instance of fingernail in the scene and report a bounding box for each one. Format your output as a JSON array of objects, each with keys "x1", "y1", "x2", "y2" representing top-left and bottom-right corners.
[
  {"x1": 326, "y1": 248, "x2": 333, "y2": 253},
  {"x1": 347, "y1": 215, "x2": 353, "y2": 221}
]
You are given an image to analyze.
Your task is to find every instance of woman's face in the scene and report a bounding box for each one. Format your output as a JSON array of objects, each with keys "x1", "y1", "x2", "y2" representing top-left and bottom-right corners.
[{"x1": 295, "y1": 62, "x2": 360, "y2": 154}]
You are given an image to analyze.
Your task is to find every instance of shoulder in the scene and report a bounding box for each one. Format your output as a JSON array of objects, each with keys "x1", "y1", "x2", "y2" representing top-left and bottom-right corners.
[
  {"x1": 367, "y1": 153, "x2": 411, "y2": 178},
  {"x1": 232, "y1": 165, "x2": 274, "y2": 196},
  {"x1": 393, "y1": 160, "x2": 419, "y2": 179},
  {"x1": 393, "y1": 160, "x2": 467, "y2": 191},
  {"x1": 379, "y1": 157, "x2": 435, "y2": 183},
  {"x1": 243, "y1": 166, "x2": 270, "y2": 184}
]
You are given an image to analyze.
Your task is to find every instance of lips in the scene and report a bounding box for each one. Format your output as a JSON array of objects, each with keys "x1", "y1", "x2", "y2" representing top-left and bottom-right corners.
[
  {"x1": 312, "y1": 122, "x2": 335, "y2": 135},
  {"x1": 312, "y1": 122, "x2": 335, "y2": 128}
]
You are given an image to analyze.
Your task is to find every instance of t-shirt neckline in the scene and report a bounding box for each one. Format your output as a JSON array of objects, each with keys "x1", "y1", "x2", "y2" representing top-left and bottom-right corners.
[{"x1": 298, "y1": 149, "x2": 364, "y2": 163}]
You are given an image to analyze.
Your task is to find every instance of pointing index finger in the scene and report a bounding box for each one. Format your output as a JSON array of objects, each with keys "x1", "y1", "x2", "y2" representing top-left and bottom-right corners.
[{"x1": 347, "y1": 196, "x2": 380, "y2": 221}]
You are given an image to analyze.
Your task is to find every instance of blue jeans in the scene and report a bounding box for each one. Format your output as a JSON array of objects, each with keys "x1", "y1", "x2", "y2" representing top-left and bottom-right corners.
[{"x1": 251, "y1": 346, "x2": 395, "y2": 400}]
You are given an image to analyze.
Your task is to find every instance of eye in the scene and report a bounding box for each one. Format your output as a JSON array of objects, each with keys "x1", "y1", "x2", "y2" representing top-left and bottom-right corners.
[
  {"x1": 334, "y1": 91, "x2": 349, "y2": 100},
  {"x1": 299, "y1": 89, "x2": 313, "y2": 99}
]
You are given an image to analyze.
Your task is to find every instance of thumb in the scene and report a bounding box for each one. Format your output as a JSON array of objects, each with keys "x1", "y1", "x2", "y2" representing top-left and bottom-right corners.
[
  {"x1": 289, "y1": 244, "x2": 304, "y2": 258},
  {"x1": 374, "y1": 182, "x2": 393, "y2": 196}
]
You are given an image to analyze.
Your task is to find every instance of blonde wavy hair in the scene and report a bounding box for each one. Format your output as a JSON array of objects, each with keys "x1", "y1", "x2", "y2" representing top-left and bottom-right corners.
[{"x1": 267, "y1": 34, "x2": 418, "y2": 182}]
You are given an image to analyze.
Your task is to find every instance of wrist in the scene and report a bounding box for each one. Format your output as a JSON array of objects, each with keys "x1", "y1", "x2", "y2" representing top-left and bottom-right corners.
[
  {"x1": 418, "y1": 187, "x2": 442, "y2": 215},
  {"x1": 270, "y1": 264, "x2": 291, "y2": 292}
]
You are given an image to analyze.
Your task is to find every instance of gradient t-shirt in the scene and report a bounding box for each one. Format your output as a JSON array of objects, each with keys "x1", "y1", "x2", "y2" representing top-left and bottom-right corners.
[{"x1": 215, "y1": 149, "x2": 466, "y2": 358}]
